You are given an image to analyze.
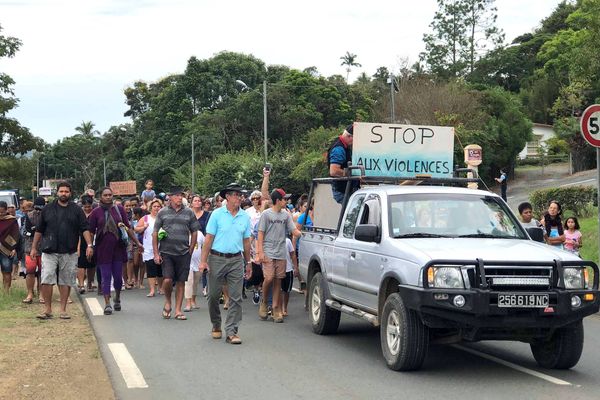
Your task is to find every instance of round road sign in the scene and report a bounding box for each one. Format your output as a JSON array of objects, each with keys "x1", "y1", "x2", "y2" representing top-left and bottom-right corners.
[{"x1": 580, "y1": 104, "x2": 600, "y2": 147}]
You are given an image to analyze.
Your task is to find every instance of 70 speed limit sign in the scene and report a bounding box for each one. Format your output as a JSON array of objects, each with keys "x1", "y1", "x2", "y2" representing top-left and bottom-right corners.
[{"x1": 581, "y1": 104, "x2": 600, "y2": 147}]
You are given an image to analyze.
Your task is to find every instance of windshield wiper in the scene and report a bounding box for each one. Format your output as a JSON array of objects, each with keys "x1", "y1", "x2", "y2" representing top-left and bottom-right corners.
[
  {"x1": 458, "y1": 233, "x2": 517, "y2": 239},
  {"x1": 394, "y1": 233, "x2": 449, "y2": 238}
]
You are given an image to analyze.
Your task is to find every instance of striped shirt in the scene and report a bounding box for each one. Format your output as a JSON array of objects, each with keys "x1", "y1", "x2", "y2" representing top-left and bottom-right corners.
[{"x1": 154, "y1": 206, "x2": 200, "y2": 256}]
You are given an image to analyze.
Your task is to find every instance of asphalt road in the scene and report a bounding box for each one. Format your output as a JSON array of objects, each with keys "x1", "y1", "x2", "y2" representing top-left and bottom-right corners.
[{"x1": 81, "y1": 287, "x2": 600, "y2": 400}]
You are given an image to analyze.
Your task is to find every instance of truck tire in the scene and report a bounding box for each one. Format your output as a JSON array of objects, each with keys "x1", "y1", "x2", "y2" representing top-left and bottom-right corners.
[
  {"x1": 380, "y1": 293, "x2": 429, "y2": 371},
  {"x1": 530, "y1": 321, "x2": 584, "y2": 369},
  {"x1": 308, "y1": 272, "x2": 340, "y2": 335}
]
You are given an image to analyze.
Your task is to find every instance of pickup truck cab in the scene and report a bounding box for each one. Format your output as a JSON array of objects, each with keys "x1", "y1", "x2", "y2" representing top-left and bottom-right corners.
[
  {"x1": 299, "y1": 177, "x2": 599, "y2": 371},
  {"x1": 0, "y1": 190, "x2": 20, "y2": 208}
]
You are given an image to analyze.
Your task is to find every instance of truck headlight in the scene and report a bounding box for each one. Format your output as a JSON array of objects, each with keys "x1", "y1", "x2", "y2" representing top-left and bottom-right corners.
[
  {"x1": 428, "y1": 267, "x2": 464, "y2": 289},
  {"x1": 563, "y1": 267, "x2": 586, "y2": 289}
]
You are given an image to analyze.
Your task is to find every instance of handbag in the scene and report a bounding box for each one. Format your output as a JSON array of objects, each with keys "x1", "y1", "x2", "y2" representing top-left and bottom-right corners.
[{"x1": 112, "y1": 206, "x2": 129, "y2": 247}]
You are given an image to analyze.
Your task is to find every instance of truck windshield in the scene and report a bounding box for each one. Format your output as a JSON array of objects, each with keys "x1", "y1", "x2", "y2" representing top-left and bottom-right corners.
[
  {"x1": 0, "y1": 194, "x2": 17, "y2": 207},
  {"x1": 388, "y1": 193, "x2": 526, "y2": 239}
]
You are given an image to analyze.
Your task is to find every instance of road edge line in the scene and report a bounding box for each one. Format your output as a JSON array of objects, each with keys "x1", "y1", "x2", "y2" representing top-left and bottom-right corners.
[
  {"x1": 453, "y1": 345, "x2": 572, "y2": 386},
  {"x1": 108, "y1": 343, "x2": 149, "y2": 389}
]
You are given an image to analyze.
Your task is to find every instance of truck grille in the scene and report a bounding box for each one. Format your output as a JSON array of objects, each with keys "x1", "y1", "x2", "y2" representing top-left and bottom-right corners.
[{"x1": 481, "y1": 267, "x2": 552, "y2": 291}]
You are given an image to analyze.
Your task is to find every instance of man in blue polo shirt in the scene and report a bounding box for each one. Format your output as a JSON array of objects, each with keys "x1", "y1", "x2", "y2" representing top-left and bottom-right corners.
[{"x1": 200, "y1": 183, "x2": 251, "y2": 345}]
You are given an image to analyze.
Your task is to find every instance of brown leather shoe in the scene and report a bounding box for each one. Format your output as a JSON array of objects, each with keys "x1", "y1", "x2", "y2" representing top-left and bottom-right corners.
[
  {"x1": 211, "y1": 328, "x2": 222, "y2": 339},
  {"x1": 258, "y1": 301, "x2": 268, "y2": 320},
  {"x1": 226, "y1": 335, "x2": 242, "y2": 345}
]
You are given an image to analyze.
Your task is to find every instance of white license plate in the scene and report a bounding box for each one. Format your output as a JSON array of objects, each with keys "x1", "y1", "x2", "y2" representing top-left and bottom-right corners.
[{"x1": 497, "y1": 293, "x2": 549, "y2": 308}]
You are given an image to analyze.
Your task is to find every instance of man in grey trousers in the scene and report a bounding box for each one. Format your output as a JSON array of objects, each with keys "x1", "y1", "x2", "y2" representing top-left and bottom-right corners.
[{"x1": 200, "y1": 183, "x2": 252, "y2": 345}]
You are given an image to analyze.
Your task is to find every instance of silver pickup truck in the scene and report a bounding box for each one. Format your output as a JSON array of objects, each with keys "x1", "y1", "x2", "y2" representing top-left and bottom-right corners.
[{"x1": 298, "y1": 176, "x2": 599, "y2": 371}]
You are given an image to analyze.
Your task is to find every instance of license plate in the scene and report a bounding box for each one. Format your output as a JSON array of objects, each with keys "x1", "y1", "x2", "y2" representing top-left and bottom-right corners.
[{"x1": 497, "y1": 293, "x2": 549, "y2": 308}]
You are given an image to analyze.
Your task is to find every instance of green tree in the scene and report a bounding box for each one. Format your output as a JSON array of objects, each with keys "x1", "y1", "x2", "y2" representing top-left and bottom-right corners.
[
  {"x1": 0, "y1": 24, "x2": 43, "y2": 156},
  {"x1": 340, "y1": 51, "x2": 361, "y2": 82},
  {"x1": 75, "y1": 121, "x2": 99, "y2": 136},
  {"x1": 421, "y1": 0, "x2": 503, "y2": 78}
]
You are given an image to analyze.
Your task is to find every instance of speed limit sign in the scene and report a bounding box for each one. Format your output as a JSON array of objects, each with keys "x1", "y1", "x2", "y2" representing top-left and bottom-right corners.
[{"x1": 581, "y1": 104, "x2": 600, "y2": 147}]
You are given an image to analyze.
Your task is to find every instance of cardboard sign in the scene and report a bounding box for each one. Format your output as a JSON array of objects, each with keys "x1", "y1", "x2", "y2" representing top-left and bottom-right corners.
[
  {"x1": 352, "y1": 122, "x2": 454, "y2": 178},
  {"x1": 110, "y1": 181, "x2": 137, "y2": 195}
]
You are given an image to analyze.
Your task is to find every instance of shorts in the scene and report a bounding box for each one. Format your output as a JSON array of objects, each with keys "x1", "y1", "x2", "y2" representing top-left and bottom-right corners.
[
  {"x1": 145, "y1": 259, "x2": 163, "y2": 278},
  {"x1": 161, "y1": 253, "x2": 191, "y2": 282},
  {"x1": 40, "y1": 252, "x2": 78, "y2": 287},
  {"x1": 25, "y1": 255, "x2": 42, "y2": 275},
  {"x1": 0, "y1": 253, "x2": 14, "y2": 273},
  {"x1": 281, "y1": 271, "x2": 294, "y2": 293},
  {"x1": 245, "y1": 262, "x2": 264, "y2": 287},
  {"x1": 262, "y1": 256, "x2": 286, "y2": 280},
  {"x1": 78, "y1": 252, "x2": 96, "y2": 269}
]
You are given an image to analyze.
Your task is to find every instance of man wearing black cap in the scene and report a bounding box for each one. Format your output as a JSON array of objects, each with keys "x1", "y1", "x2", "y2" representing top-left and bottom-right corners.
[
  {"x1": 200, "y1": 183, "x2": 252, "y2": 344},
  {"x1": 152, "y1": 187, "x2": 200, "y2": 320},
  {"x1": 328, "y1": 124, "x2": 356, "y2": 204},
  {"x1": 256, "y1": 188, "x2": 302, "y2": 323}
]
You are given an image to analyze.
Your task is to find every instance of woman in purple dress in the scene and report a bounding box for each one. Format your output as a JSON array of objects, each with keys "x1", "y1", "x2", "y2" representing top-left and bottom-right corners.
[{"x1": 88, "y1": 187, "x2": 143, "y2": 315}]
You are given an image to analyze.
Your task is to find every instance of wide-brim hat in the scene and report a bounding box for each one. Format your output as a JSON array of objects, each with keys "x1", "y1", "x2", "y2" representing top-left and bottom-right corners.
[
  {"x1": 219, "y1": 183, "x2": 245, "y2": 199},
  {"x1": 169, "y1": 187, "x2": 184, "y2": 196}
]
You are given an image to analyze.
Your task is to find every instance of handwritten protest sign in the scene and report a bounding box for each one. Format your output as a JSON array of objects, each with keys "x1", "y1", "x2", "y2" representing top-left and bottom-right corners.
[
  {"x1": 352, "y1": 122, "x2": 454, "y2": 178},
  {"x1": 110, "y1": 181, "x2": 137, "y2": 195}
]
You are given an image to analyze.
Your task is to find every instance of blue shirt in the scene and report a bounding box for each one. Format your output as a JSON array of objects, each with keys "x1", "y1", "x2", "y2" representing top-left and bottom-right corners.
[
  {"x1": 329, "y1": 146, "x2": 347, "y2": 166},
  {"x1": 206, "y1": 206, "x2": 251, "y2": 254}
]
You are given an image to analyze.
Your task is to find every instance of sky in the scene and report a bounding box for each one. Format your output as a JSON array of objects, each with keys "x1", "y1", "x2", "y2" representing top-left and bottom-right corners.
[{"x1": 2, "y1": 0, "x2": 563, "y2": 144}]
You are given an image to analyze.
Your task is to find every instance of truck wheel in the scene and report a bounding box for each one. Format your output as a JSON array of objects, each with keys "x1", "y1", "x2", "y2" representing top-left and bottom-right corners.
[
  {"x1": 380, "y1": 293, "x2": 429, "y2": 371},
  {"x1": 308, "y1": 272, "x2": 340, "y2": 335},
  {"x1": 530, "y1": 321, "x2": 584, "y2": 369}
]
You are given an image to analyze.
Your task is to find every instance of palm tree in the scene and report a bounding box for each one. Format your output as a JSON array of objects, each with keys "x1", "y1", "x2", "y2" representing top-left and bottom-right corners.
[
  {"x1": 75, "y1": 121, "x2": 99, "y2": 136},
  {"x1": 340, "y1": 51, "x2": 362, "y2": 83}
]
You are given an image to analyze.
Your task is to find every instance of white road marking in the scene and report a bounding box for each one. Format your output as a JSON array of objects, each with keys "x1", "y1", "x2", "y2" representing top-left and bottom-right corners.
[
  {"x1": 85, "y1": 297, "x2": 104, "y2": 316},
  {"x1": 108, "y1": 343, "x2": 148, "y2": 389},
  {"x1": 560, "y1": 179, "x2": 595, "y2": 187},
  {"x1": 453, "y1": 345, "x2": 572, "y2": 386}
]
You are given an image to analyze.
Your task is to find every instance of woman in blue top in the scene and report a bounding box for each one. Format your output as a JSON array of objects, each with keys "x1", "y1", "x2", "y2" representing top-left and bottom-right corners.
[{"x1": 294, "y1": 199, "x2": 313, "y2": 293}]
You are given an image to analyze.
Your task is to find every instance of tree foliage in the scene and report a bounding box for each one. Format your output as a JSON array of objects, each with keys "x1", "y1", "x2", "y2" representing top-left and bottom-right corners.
[{"x1": 0, "y1": 24, "x2": 43, "y2": 156}]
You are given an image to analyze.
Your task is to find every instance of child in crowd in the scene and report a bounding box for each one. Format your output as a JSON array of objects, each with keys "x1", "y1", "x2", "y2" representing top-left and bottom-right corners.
[
  {"x1": 564, "y1": 217, "x2": 582, "y2": 257},
  {"x1": 141, "y1": 180, "x2": 156, "y2": 204},
  {"x1": 517, "y1": 202, "x2": 540, "y2": 228}
]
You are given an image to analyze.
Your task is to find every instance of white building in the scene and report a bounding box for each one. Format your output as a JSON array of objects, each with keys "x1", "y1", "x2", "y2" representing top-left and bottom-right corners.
[{"x1": 518, "y1": 123, "x2": 556, "y2": 159}]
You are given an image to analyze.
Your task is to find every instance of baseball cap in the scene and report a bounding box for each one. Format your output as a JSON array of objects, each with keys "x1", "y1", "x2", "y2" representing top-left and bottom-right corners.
[
  {"x1": 345, "y1": 124, "x2": 354, "y2": 135},
  {"x1": 271, "y1": 188, "x2": 292, "y2": 203}
]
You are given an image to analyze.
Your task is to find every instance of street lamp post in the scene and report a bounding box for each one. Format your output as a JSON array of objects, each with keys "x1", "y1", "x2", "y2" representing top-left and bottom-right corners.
[{"x1": 236, "y1": 79, "x2": 268, "y2": 163}]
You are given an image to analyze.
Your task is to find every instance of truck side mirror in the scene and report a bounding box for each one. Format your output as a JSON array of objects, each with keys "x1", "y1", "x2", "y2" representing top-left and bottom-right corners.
[
  {"x1": 526, "y1": 227, "x2": 544, "y2": 243},
  {"x1": 355, "y1": 224, "x2": 380, "y2": 243}
]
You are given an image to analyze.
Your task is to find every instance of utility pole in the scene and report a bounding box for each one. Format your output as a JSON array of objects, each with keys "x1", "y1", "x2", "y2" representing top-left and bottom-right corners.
[
  {"x1": 103, "y1": 158, "x2": 107, "y2": 186},
  {"x1": 263, "y1": 80, "x2": 268, "y2": 163},
  {"x1": 191, "y1": 133, "x2": 195, "y2": 194}
]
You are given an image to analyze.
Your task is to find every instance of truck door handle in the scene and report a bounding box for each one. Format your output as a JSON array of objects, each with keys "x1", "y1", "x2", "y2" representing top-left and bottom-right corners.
[{"x1": 350, "y1": 252, "x2": 356, "y2": 259}]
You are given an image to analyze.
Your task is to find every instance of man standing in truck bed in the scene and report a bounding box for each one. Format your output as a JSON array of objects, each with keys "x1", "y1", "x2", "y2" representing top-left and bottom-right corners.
[{"x1": 328, "y1": 124, "x2": 359, "y2": 204}]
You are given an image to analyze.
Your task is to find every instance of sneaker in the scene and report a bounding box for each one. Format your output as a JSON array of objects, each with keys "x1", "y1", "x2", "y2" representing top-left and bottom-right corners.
[
  {"x1": 113, "y1": 301, "x2": 121, "y2": 311},
  {"x1": 104, "y1": 305, "x2": 113, "y2": 315},
  {"x1": 252, "y1": 291, "x2": 260, "y2": 305}
]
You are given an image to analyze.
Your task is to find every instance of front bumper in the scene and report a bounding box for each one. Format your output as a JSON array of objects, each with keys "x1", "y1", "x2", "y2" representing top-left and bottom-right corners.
[{"x1": 398, "y1": 285, "x2": 599, "y2": 332}]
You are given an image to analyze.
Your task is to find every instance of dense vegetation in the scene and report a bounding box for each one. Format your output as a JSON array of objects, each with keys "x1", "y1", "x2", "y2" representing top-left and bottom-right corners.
[{"x1": 2, "y1": 0, "x2": 600, "y2": 196}]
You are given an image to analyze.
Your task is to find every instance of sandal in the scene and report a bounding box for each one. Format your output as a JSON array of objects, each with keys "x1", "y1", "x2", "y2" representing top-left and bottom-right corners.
[
  {"x1": 146, "y1": 292, "x2": 155, "y2": 297},
  {"x1": 22, "y1": 298, "x2": 33, "y2": 304},
  {"x1": 59, "y1": 313, "x2": 71, "y2": 320},
  {"x1": 36, "y1": 312, "x2": 53, "y2": 320},
  {"x1": 183, "y1": 307, "x2": 192, "y2": 312},
  {"x1": 162, "y1": 307, "x2": 171, "y2": 319},
  {"x1": 226, "y1": 335, "x2": 242, "y2": 345},
  {"x1": 174, "y1": 314, "x2": 187, "y2": 320},
  {"x1": 78, "y1": 286, "x2": 86, "y2": 294},
  {"x1": 39, "y1": 298, "x2": 45, "y2": 304}
]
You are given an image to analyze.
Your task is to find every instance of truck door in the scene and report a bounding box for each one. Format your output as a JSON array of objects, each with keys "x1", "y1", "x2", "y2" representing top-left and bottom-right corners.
[
  {"x1": 345, "y1": 195, "x2": 383, "y2": 312},
  {"x1": 327, "y1": 193, "x2": 365, "y2": 299}
]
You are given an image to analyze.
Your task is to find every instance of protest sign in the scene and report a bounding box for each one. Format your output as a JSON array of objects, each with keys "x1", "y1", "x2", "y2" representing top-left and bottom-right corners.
[
  {"x1": 352, "y1": 122, "x2": 454, "y2": 178},
  {"x1": 110, "y1": 181, "x2": 137, "y2": 195}
]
